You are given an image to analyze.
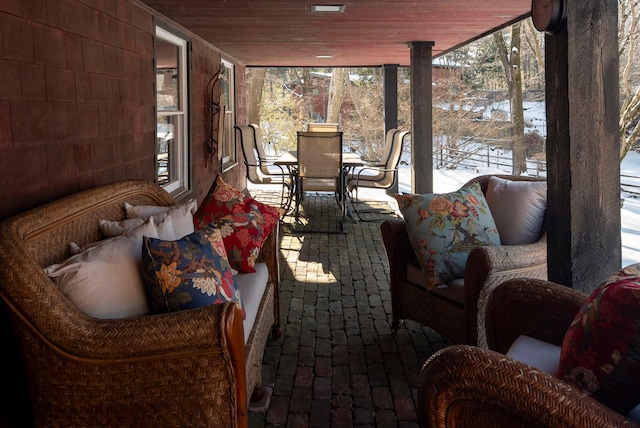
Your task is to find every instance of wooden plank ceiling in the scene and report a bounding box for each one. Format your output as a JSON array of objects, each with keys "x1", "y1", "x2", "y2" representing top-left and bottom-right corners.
[{"x1": 140, "y1": 0, "x2": 532, "y2": 67}]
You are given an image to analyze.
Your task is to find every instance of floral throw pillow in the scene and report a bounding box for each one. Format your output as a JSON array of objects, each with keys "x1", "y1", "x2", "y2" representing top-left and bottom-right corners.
[
  {"x1": 193, "y1": 175, "x2": 251, "y2": 230},
  {"x1": 142, "y1": 227, "x2": 244, "y2": 318},
  {"x1": 215, "y1": 201, "x2": 280, "y2": 273},
  {"x1": 395, "y1": 182, "x2": 501, "y2": 289},
  {"x1": 559, "y1": 263, "x2": 640, "y2": 414}
]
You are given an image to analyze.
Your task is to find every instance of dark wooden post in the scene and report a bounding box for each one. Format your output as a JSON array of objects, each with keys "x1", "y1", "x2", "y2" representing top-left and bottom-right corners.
[
  {"x1": 383, "y1": 64, "x2": 399, "y2": 194},
  {"x1": 545, "y1": 0, "x2": 620, "y2": 292},
  {"x1": 410, "y1": 42, "x2": 434, "y2": 194},
  {"x1": 383, "y1": 64, "x2": 398, "y2": 131}
]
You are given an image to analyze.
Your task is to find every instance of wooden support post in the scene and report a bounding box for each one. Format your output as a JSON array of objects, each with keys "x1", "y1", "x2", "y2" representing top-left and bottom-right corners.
[
  {"x1": 383, "y1": 64, "x2": 399, "y2": 194},
  {"x1": 545, "y1": 0, "x2": 620, "y2": 291},
  {"x1": 383, "y1": 64, "x2": 398, "y2": 131},
  {"x1": 410, "y1": 42, "x2": 434, "y2": 194}
]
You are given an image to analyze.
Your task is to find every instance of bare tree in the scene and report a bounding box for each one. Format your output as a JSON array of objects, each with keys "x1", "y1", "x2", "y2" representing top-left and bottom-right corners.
[
  {"x1": 495, "y1": 24, "x2": 528, "y2": 175},
  {"x1": 326, "y1": 68, "x2": 348, "y2": 123},
  {"x1": 259, "y1": 68, "x2": 308, "y2": 152},
  {"x1": 246, "y1": 68, "x2": 266, "y2": 125},
  {"x1": 619, "y1": 0, "x2": 640, "y2": 160}
]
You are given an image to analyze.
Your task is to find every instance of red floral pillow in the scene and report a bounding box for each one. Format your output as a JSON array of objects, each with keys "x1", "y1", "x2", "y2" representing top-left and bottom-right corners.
[
  {"x1": 193, "y1": 175, "x2": 281, "y2": 272},
  {"x1": 250, "y1": 199, "x2": 282, "y2": 234},
  {"x1": 559, "y1": 263, "x2": 640, "y2": 414},
  {"x1": 193, "y1": 175, "x2": 251, "y2": 230},
  {"x1": 214, "y1": 201, "x2": 278, "y2": 273}
]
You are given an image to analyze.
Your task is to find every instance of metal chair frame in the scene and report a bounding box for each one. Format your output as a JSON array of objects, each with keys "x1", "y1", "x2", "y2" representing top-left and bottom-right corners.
[{"x1": 236, "y1": 125, "x2": 292, "y2": 210}]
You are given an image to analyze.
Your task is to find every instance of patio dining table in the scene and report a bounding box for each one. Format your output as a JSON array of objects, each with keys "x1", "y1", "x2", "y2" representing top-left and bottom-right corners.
[{"x1": 275, "y1": 151, "x2": 363, "y2": 222}]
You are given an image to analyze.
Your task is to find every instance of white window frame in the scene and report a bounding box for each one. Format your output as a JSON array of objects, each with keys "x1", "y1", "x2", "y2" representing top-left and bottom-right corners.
[
  {"x1": 155, "y1": 26, "x2": 189, "y2": 195},
  {"x1": 221, "y1": 59, "x2": 236, "y2": 170}
]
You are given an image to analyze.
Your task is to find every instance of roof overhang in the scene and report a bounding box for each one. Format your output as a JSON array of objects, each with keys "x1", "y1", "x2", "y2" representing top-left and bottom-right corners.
[{"x1": 141, "y1": 1, "x2": 532, "y2": 67}]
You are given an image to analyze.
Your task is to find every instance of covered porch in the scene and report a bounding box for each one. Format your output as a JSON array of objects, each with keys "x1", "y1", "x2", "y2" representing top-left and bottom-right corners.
[{"x1": 0, "y1": 0, "x2": 624, "y2": 425}]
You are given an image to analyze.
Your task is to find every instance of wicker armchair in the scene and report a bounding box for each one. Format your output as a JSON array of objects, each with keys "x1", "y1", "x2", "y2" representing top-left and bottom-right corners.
[
  {"x1": 380, "y1": 174, "x2": 547, "y2": 345},
  {"x1": 417, "y1": 278, "x2": 640, "y2": 427}
]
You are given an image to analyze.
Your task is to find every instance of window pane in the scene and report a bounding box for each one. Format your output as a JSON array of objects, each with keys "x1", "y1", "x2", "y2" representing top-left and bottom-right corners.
[
  {"x1": 155, "y1": 26, "x2": 188, "y2": 195},
  {"x1": 221, "y1": 60, "x2": 236, "y2": 167},
  {"x1": 156, "y1": 39, "x2": 180, "y2": 111},
  {"x1": 157, "y1": 115, "x2": 180, "y2": 186}
]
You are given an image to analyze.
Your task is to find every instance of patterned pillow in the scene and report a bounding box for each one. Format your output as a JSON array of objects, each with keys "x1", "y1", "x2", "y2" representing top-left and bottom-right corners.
[
  {"x1": 559, "y1": 263, "x2": 640, "y2": 414},
  {"x1": 395, "y1": 182, "x2": 501, "y2": 289},
  {"x1": 249, "y1": 199, "x2": 281, "y2": 234},
  {"x1": 215, "y1": 201, "x2": 280, "y2": 273},
  {"x1": 141, "y1": 227, "x2": 244, "y2": 317},
  {"x1": 193, "y1": 175, "x2": 251, "y2": 230}
]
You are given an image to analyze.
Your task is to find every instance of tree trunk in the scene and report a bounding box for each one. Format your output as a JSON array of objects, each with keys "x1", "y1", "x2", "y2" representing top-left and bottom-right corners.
[
  {"x1": 327, "y1": 68, "x2": 348, "y2": 123},
  {"x1": 246, "y1": 68, "x2": 267, "y2": 125},
  {"x1": 495, "y1": 25, "x2": 527, "y2": 175}
]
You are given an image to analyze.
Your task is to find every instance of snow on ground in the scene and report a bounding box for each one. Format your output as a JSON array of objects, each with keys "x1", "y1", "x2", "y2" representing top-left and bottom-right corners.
[{"x1": 361, "y1": 159, "x2": 640, "y2": 268}]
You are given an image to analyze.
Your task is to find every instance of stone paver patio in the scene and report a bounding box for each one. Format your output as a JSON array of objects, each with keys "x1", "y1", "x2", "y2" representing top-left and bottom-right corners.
[{"x1": 248, "y1": 190, "x2": 452, "y2": 427}]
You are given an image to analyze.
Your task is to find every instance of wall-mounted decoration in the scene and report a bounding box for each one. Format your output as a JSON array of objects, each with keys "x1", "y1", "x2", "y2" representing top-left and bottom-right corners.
[
  {"x1": 217, "y1": 94, "x2": 225, "y2": 161},
  {"x1": 206, "y1": 69, "x2": 223, "y2": 165}
]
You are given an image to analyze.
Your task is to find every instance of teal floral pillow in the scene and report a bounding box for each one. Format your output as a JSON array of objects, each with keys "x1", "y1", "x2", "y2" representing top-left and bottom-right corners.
[
  {"x1": 395, "y1": 182, "x2": 501, "y2": 289},
  {"x1": 142, "y1": 227, "x2": 244, "y2": 317}
]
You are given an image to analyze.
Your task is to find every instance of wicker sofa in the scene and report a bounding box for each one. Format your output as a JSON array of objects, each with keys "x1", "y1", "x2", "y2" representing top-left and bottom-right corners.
[
  {"x1": 0, "y1": 180, "x2": 280, "y2": 428},
  {"x1": 380, "y1": 174, "x2": 547, "y2": 345}
]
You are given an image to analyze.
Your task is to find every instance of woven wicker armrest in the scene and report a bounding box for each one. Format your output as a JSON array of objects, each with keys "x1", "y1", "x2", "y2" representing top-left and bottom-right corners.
[
  {"x1": 465, "y1": 234, "x2": 548, "y2": 346},
  {"x1": 0, "y1": 265, "x2": 243, "y2": 360},
  {"x1": 485, "y1": 278, "x2": 587, "y2": 354},
  {"x1": 418, "y1": 345, "x2": 638, "y2": 428},
  {"x1": 465, "y1": 233, "x2": 547, "y2": 285}
]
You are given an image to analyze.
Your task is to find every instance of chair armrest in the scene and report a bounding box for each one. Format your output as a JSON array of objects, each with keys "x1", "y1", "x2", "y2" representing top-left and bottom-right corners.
[
  {"x1": 380, "y1": 219, "x2": 417, "y2": 284},
  {"x1": 246, "y1": 161, "x2": 289, "y2": 177},
  {"x1": 485, "y1": 278, "x2": 588, "y2": 353},
  {"x1": 418, "y1": 345, "x2": 637, "y2": 428},
  {"x1": 357, "y1": 165, "x2": 396, "y2": 174},
  {"x1": 17, "y1": 299, "x2": 244, "y2": 362},
  {"x1": 464, "y1": 234, "x2": 548, "y2": 346},
  {"x1": 256, "y1": 224, "x2": 281, "y2": 336},
  {"x1": 257, "y1": 224, "x2": 280, "y2": 288},
  {"x1": 360, "y1": 156, "x2": 381, "y2": 165}
]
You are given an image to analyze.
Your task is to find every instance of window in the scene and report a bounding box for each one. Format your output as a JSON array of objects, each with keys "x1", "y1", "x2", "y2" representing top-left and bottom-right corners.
[
  {"x1": 155, "y1": 27, "x2": 189, "y2": 195},
  {"x1": 220, "y1": 59, "x2": 236, "y2": 170}
]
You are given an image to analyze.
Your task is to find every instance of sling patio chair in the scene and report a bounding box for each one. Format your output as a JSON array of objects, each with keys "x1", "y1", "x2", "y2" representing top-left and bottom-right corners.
[
  {"x1": 346, "y1": 130, "x2": 409, "y2": 220},
  {"x1": 294, "y1": 131, "x2": 345, "y2": 233},
  {"x1": 236, "y1": 125, "x2": 292, "y2": 211}
]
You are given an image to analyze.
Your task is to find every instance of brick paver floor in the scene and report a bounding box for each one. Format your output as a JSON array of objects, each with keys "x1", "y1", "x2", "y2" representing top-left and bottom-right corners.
[{"x1": 248, "y1": 191, "x2": 452, "y2": 428}]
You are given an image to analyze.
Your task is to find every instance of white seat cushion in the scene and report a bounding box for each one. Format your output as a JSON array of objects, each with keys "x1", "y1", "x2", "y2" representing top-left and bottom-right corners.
[
  {"x1": 506, "y1": 335, "x2": 561, "y2": 376},
  {"x1": 235, "y1": 262, "x2": 269, "y2": 344}
]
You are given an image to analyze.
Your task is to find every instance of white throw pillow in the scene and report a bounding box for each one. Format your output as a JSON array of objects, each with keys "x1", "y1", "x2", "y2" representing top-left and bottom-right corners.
[
  {"x1": 99, "y1": 215, "x2": 175, "y2": 240},
  {"x1": 125, "y1": 199, "x2": 197, "y2": 217},
  {"x1": 45, "y1": 218, "x2": 161, "y2": 319},
  {"x1": 485, "y1": 176, "x2": 547, "y2": 245},
  {"x1": 99, "y1": 217, "x2": 146, "y2": 237},
  {"x1": 125, "y1": 199, "x2": 196, "y2": 239}
]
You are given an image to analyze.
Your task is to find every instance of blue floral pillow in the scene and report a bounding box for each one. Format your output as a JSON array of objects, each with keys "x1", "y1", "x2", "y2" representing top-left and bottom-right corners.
[
  {"x1": 395, "y1": 182, "x2": 501, "y2": 289},
  {"x1": 142, "y1": 227, "x2": 244, "y2": 317}
]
